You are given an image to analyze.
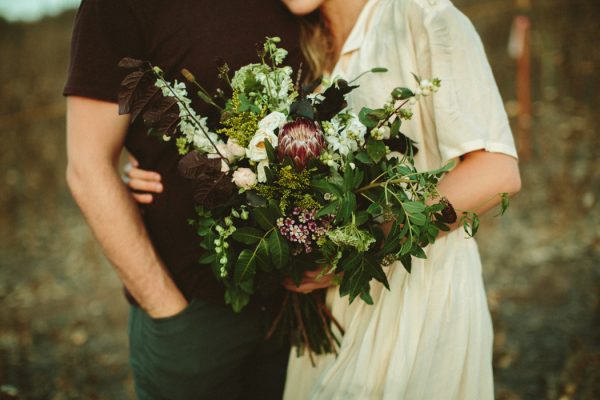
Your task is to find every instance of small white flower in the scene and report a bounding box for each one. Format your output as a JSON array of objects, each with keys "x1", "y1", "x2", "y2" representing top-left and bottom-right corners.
[
  {"x1": 246, "y1": 129, "x2": 278, "y2": 162},
  {"x1": 386, "y1": 151, "x2": 404, "y2": 161},
  {"x1": 232, "y1": 168, "x2": 258, "y2": 189},
  {"x1": 349, "y1": 162, "x2": 356, "y2": 170}
]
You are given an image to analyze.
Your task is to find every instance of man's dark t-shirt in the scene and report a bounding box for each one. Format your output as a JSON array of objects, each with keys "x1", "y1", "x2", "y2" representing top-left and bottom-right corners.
[{"x1": 64, "y1": 0, "x2": 302, "y2": 304}]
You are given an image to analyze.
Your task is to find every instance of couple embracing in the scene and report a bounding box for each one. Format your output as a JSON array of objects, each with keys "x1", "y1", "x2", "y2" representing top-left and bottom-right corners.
[{"x1": 64, "y1": 0, "x2": 520, "y2": 399}]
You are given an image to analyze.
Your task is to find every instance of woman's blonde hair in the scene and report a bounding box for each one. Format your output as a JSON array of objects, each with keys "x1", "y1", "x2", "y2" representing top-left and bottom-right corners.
[{"x1": 299, "y1": 11, "x2": 336, "y2": 82}]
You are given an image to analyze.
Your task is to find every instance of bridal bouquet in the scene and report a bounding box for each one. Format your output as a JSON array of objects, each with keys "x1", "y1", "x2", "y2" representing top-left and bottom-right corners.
[{"x1": 118, "y1": 38, "x2": 500, "y2": 359}]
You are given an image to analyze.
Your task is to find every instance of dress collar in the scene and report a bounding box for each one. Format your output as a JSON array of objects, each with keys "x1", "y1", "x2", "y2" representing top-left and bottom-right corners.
[{"x1": 339, "y1": 0, "x2": 381, "y2": 55}]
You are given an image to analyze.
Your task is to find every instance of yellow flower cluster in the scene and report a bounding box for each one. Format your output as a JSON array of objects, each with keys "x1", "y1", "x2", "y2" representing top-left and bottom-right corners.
[
  {"x1": 217, "y1": 91, "x2": 265, "y2": 148},
  {"x1": 256, "y1": 165, "x2": 321, "y2": 212}
]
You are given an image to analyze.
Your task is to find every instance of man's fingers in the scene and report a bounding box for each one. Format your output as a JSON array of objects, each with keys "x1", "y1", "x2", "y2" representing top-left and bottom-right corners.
[
  {"x1": 128, "y1": 178, "x2": 163, "y2": 193},
  {"x1": 128, "y1": 167, "x2": 161, "y2": 182},
  {"x1": 132, "y1": 193, "x2": 154, "y2": 204}
]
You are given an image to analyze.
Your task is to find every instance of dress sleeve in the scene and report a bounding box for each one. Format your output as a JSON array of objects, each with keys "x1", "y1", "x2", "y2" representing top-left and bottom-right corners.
[
  {"x1": 63, "y1": 0, "x2": 146, "y2": 103},
  {"x1": 418, "y1": 0, "x2": 518, "y2": 163}
]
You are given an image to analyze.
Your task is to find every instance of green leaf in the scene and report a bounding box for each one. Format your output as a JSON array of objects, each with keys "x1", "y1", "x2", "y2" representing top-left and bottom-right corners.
[
  {"x1": 343, "y1": 164, "x2": 354, "y2": 191},
  {"x1": 355, "y1": 151, "x2": 372, "y2": 164},
  {"x1": 410, "y1": 246, "x2": 427, "y2": 259},
  {"x1": 267, "y1": 230, "x2": 289, "y2": 269},
  {"x1": 337, "y1": 193, "x2": 357, "y2": 224},
  {"x1": 402, "y1": 201, "x2": 426, "y2": 214},
  {"x1": 360, "y1": 290, "x2": 374, "y2": 305},
  {"x1": 252, "y1": 207, "x2": 277, "y2": 230},
  {"x1": 390, "y1": 118, "x2": 401, "y2": 138},
  {"x1": 365, "y1": 257, "x2": 389, "y2": 289},
  {"x1": 341, "y1": 251, "x2": 362, "y2": 272},
  {"x1": 352, "y1": 169, "x2": 365, "y2": 189},
  {"x1": 400, "y1": 237, "x2": 413, "y2": 256},
  {"x1": 348, "y1": 267, "x2": 370, "y2": 304},
  {"x1": 316, "y1": 201, "x2": 339, "y2": 218},
  {"x1": 311, "y1": 179, "x2": 343, "y2": 198},
  {"x1": 231, "y1": 227, "x2": 263, "y2": 245},
  {"x1": 263, "y1": 138, "x2": 278, "y2": 163},
  {"x1": 225, "y1": 288, "x2": 250, "y2": 313},
  {"x1": 235, "y1": 249, "x2": 256, "y2": 288},
  {"x1": 366, "y1": 138, "x2": 387, "y2": 163},
  {"x1": 255, "y1": 239, "x2": 271, "y2": 271},
  {"x1": 408, "y1": 212, "x2": 427, "y2": 226},
  {"x1": 399, "y1": 254, "x2": 412, "y2": 273},
  {"x1": 371, "y1": 67, "x2": 388, "y2": 73},
  {"x1": 367, "y1": 203, "x2": 383, "y2": 216},
  {"x1": 354, "y1": 210, "x2": 369, "y2": 226},
  {"x1": 391, "y1": 87, "x2": 415, "y2": 100},
  {"x1": 358, "y1": 107, "x2": 380, "y2": 129},
  {"x1": 198, "y1": 253, "x2": 216, "y2": 265},
  {"x1": 496, "y1": 192, "x2": 510, "y2": 217}
]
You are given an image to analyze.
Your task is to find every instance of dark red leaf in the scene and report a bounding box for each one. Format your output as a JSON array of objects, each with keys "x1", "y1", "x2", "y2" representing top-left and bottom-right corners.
[
  {"x1": 177, "y1": 151, "x2": 221, "y2": 179},
  {"x1": 118, "y1": 57, "x2": 148, "y2": 69},
  {"x1": 178, "y1": 151, "x2": 234, "y2": 208}
]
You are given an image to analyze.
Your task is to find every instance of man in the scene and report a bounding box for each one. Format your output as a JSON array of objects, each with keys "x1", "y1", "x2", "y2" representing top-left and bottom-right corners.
[{"x1": 64, "y1": 1, "x2": 301, "y2": 398}]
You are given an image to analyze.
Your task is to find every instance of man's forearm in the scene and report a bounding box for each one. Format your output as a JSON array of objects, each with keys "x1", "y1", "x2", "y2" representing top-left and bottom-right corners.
[{"x1": 67, "y1": 160, "x2": 187, "y2": 317}]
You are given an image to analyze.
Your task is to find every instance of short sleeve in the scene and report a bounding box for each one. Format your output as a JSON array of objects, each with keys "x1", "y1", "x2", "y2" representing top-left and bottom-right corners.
[
  {"x1": 420, "y1": 0, "x2": 518, "y2": 163},
  {"x1": 63, "y1": 0, "x2": 146, "y2": 102}
]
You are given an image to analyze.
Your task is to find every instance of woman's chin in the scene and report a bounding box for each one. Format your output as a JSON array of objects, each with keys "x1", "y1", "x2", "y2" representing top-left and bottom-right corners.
[{"x1": 281, "y1": 0, "x2": 322, "y2": 16}]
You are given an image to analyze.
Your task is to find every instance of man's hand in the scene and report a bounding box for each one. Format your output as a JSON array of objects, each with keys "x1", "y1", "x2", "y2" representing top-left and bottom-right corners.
[
  {"x1": 283, "y1": 267, "x2": 338, "y2": 294},
  {"x1": 66, "y1": 96, "x2": 187, "y2": 318}
]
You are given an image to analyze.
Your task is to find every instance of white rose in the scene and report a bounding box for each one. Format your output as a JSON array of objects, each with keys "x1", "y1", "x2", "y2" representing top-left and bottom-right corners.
[
  {"x1": 226, "y1": 138, "x2": 246, "y2": 160},
  {"x1": 232, "y1": 168, "x2": 258, "y2": 189},
  {"x1": 258, "y1": 111, "x2": 287, "y2": 134},
  {"x1": 246, "y1": 129, "x2": 278, "y2": 162}
]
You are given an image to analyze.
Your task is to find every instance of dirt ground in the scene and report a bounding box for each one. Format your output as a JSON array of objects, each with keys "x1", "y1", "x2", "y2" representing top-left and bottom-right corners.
[{"x1": 0, "y1": 1, "x2": 599, "y2": 399}]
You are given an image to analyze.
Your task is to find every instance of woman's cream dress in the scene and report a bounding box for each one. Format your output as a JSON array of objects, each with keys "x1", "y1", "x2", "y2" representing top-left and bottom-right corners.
[{"x1": 283, "y1": 0, "x2": 518, "y2": 399}]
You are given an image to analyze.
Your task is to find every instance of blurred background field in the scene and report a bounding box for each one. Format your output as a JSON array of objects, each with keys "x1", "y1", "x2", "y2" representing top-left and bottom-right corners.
[{"x1": 0, "y1": 0, "x2": 598, "y2": 399}]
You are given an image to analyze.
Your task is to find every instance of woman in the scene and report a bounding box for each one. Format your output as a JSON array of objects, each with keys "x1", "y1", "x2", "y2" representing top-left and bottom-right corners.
[{"x1": 126, "y1": 0, "x2": 521, "y2": 398}]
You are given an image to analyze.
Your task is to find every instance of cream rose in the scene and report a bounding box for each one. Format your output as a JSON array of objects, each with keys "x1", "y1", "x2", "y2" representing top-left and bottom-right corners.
[
  {"x1": 226, "y1": 138, "x2": 246, "y2": 160},
  {"x1": 232, "y1": 168, "x2": 258, "y2": 189},
  {"x1": 258, "y1": 111, "x2": 287, "y2": 134}
]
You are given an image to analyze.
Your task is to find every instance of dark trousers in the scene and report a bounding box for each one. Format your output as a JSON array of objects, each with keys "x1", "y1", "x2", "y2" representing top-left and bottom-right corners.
[{"x1": 128, "y1": 299, "x2": 290, "y2": 400}]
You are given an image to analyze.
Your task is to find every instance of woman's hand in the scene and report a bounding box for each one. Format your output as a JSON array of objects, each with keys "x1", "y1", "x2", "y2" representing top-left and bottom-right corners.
[
  {"x1": 283, "y1": 267, "x2": 338, "y2": 294},
  {"x1": 123, "y1": 154, "x2": 163, "y2": 204}
]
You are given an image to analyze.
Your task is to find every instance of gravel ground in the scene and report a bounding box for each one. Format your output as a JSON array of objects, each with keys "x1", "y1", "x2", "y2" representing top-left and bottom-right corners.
[{"x1": 0, "y1": 2, "x2": 598, "y2": 399}]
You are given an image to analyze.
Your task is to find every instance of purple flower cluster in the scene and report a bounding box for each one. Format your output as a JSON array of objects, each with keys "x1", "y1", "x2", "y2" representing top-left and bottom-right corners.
[{"x1": 277, "y1": 208, "x2": 331, "y2": 254}]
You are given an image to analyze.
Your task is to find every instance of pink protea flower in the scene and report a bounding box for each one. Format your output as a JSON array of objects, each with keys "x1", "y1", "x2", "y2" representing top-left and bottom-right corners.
[{"x1": 278, "y1": 118, "x2": 325, "y2": 170}]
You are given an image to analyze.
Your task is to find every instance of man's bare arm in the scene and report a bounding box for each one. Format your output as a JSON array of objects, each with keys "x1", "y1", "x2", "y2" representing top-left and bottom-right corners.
[{"x1": 66, "y1": 96, "x2": 187, "y2": 318}]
